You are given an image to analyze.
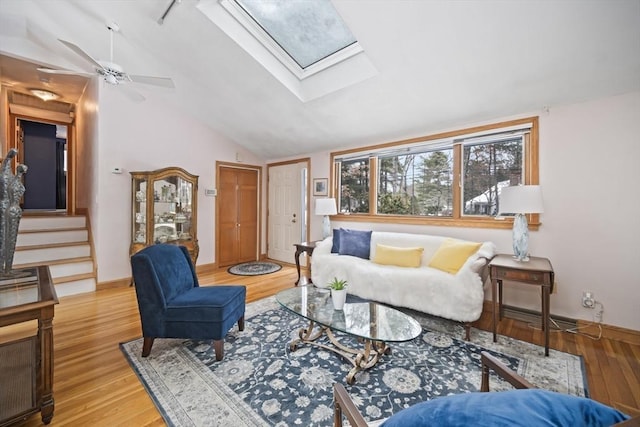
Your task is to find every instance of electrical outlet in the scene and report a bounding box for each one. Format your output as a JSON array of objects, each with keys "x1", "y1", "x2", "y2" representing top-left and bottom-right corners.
[{"x1": 582, "y1": 291, "x2": 595, "y2": 308}]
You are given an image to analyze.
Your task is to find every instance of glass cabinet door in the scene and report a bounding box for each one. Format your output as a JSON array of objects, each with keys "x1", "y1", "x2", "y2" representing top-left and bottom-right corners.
[
  {"x1": 132, "y1": 176, "x2": 148, "y2": 246},
  {"x1": 152, "y1": 177, "x2": 194, "y2": 244},
  {"x1": 130, "y1": 167, "x2": 199, "y2": 264}
]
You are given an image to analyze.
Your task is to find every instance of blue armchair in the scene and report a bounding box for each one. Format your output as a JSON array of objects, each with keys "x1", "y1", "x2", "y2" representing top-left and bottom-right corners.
[{"x1": 130, "y1": 244, "x2": 246, "y2": 361}]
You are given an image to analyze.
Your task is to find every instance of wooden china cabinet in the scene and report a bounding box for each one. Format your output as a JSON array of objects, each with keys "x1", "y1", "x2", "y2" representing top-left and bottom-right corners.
[{"x1": 130, "y1": 167, "x2": 199, "y2": 263}]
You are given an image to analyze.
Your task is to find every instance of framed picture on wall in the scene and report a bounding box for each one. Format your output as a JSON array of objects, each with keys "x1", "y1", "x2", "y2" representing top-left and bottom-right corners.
[{"x1": 313, "y1": 178, "x2": 328, "y2": 196}]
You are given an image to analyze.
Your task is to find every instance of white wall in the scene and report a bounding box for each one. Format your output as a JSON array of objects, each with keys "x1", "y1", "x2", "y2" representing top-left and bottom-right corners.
[
  {"x1": 293, "y1": 91, "x2": 640, "y2": 331},
  {"x1": 94, "y1": 84, "x2": 263, "y2": 282},
  {"x1": 537, "y1": 91, "x2": 640, "y2": 331},
  {"x1": 74, "y1": 77, "x2": 100, "y2": 293},
  {"x1": 75, "y1": 77, "x2": 99, "y2": 211}
]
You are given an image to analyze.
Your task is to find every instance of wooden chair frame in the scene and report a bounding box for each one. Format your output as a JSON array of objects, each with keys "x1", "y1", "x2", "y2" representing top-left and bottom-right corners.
[{"x1": 334, "y1": 351, "x2": 639, "y2": 427}]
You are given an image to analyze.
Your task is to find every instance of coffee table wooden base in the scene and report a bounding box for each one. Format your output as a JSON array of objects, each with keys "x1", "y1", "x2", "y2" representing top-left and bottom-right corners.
[{"x1": 289, "y1": 319, "x2": 390, "y2": 384}]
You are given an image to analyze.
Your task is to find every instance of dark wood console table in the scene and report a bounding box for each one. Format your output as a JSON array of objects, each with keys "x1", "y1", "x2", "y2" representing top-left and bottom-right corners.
[
  {"x1": 0, "y1": 266, "x2": 58, "y2": 426},
  {"x1": 293, "y1": 241, "x2": 319, "y2": 285},
  {"x1": 489, "y1": 254, "x2": 554, "y2": 356}
]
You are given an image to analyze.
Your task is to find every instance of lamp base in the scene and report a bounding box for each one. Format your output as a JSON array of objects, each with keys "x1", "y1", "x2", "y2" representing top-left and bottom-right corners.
[
  {"x1": 512, "y1": 213, "x2": 530, "y2": 262},
  {"x1": 322, "y1": 216, "x2": 331, "y2": 239}
]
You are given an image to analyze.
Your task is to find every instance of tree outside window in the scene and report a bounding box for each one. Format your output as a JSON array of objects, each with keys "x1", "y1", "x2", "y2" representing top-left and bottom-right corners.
[
  {"x1": 339, "y1": 158, "x2": 369, "y2": 213},
  {"x1": 462, "y1": 138, "x2": 523, "y2": 216},
  {"x1": 378, "y1": 150, "x2": 453, "y2": 216}
]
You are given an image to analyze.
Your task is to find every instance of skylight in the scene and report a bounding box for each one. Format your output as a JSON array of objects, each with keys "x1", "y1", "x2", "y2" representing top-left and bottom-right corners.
[
  {"x1": 233, "y1": 0, "x2": 357, "y2": 69},
  {"x1": 196, "y1": 0, "x2": 378, "y2": 101}
]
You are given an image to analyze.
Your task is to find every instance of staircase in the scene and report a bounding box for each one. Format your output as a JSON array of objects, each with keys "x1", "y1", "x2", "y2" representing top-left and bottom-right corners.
[{"x1": 14, "y1": 215, "x2": 96, "y2": 298}]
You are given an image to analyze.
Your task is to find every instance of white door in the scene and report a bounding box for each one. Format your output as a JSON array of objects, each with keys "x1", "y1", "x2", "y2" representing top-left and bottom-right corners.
[{"x1": 268, "y1": 163, "x2": 305, "y2": 264}]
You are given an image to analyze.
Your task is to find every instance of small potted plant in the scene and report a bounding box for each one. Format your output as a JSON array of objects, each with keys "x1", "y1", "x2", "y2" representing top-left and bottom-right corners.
[{"x1": 328, "y1": 277, "x2": 348, "y2": 310}]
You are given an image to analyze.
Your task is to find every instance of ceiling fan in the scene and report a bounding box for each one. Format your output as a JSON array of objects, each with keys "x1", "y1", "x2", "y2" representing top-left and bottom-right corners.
[{"x1": 38, "y1": 23, "x2": 174, "y2": 101}]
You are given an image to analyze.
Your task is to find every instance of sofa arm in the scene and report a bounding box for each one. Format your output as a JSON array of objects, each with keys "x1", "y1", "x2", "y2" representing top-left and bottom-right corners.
[
  {"x1": 472, "y1": 256, "x2": 493, "y2": 286},
  {"x1": 314, "y1": 237, "x2": 332, "y2": 255}
]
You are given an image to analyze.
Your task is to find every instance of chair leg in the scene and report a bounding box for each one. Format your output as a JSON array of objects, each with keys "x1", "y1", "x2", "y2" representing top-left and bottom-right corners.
[
  {"x1": 214, "y1": 339, "x2": 224, "y2": 361},
  {"x1": 238, "y1": 315, "x2": 245, "y2": 331},
  {"x1": 142, "y1": 337, "x2": 155, "y2": 357}
]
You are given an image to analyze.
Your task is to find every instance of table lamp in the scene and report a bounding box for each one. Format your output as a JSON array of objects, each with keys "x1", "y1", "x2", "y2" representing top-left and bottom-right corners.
[
  {"x1": 498, "y1": 185, "x2": 544, "y2": 262},
  {"x1": 315, "y1": 198, "x2": 337, "y2": 239}
]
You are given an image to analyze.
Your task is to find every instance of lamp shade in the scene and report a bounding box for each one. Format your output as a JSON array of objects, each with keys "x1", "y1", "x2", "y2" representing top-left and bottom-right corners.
[
  {"x1": 498, "y1": 185, "x2": 544, "y2": 215},
  {"x1": 315, "y1": 198, "x2": 337, "y2": 216}
]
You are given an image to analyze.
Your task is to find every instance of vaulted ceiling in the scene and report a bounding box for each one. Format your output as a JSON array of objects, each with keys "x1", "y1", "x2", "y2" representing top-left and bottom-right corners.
[{"x1": 1, "y1": 0, "x2": 639, "y2": 159}]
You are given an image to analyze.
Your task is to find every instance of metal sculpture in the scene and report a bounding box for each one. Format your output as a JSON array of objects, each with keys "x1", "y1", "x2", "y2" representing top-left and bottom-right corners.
[{"x1": 0, "y1": 149, "x2": 28, "y2": 277}]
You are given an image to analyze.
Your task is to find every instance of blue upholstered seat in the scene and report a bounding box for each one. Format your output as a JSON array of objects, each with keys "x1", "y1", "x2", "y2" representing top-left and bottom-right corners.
[{"x1": 130, "y1": 244, "x2": 246, "y2": 360}]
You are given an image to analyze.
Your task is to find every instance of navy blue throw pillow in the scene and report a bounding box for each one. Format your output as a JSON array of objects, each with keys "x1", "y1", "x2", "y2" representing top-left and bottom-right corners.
[
  {"x1": 380, "y1": 389, "x2": 630, "y2": 427},
  {"x1": 338, "y1": 229, "x2": 372, "y2": 259},
  {"x1": 331, "y1": 228, "x2": 342, "y2": 253}
]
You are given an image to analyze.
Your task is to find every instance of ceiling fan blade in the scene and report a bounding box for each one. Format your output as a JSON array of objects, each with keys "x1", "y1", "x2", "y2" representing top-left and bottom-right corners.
[
  {"x1": 58, "y1": 39, "x2": 106, "y2": 71},
  {"x1": 37, "y1": 67, "x2": 93, "y2": 76},
  {"x1": 117, "y1": 84, "x2": 146, "y2": 103},
  {"x1": 129, "y1": 75, "x2": 175, "y2": 89}
]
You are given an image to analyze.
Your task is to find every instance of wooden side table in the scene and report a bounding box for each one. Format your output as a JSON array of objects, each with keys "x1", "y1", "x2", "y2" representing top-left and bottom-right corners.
[
  {"x1": 293, "y1": 241, "x2": 318, "y2": 285},
  {"x1": 489, "y1": 254, "x2": 554, "y2": 356},
  {"x1": 0, "y1": 266, "x2": 58, "y2": 425}
]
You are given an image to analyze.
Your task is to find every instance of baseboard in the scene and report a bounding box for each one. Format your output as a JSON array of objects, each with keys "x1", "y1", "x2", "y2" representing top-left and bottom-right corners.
[
  {"x1": 482, "y1": 300, "x2": 640, "y2": 345},
  {"x1": 97, "y1": 277, "x2": 131, "y2": 290},
  {"x1": 575, "y1": 320, "x2": 640, "y2": 346}
]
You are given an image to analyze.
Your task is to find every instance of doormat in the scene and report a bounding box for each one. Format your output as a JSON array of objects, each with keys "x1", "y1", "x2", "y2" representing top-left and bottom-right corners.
[
  {"x1": 120, "y1": 297, "x2": 588, "y2": 427},
  {"x1": 228, "y1": 262, "x2": 282, "y2": 276}
]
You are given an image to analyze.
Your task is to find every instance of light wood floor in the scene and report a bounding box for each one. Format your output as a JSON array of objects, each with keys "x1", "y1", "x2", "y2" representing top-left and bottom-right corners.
[{"x1": 10, "y1": 264, "x2": 639, "y2": 426}]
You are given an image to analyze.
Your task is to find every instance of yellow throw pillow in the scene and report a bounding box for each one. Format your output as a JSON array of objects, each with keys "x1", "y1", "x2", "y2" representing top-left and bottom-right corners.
[
  {"x1": 428, "y1": 239, "x2": 482, "y2": 274},
  {"x1": 372, "y1": 244, "x2": 424, "y2": 268}
]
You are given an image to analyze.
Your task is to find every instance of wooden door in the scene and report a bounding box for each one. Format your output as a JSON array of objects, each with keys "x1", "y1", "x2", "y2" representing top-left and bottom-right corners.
[
  {"x1": 237, "y1": 169, "x2": 258, "y2": 262},
  {"x1": 217, "y1": 166, "x2": 259, "y2": 267}
]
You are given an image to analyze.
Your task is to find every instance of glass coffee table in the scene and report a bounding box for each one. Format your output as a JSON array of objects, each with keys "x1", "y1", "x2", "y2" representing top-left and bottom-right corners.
[{"x1": 276, "y1": 285, "x2": 422, "y2": 384}]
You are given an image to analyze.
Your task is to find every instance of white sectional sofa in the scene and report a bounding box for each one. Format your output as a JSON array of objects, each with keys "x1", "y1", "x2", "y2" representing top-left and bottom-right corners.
[{"x1": 311, "y1": 230, "x2": 496, "y2": 339}]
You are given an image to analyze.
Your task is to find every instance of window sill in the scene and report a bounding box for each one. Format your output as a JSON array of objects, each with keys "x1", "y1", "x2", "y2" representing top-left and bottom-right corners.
[{"x1": 331, "y1": 214, "x2": 541, "y2": 231}]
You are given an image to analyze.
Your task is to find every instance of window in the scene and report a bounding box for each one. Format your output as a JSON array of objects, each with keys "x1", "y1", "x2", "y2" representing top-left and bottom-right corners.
[
  {"x1": 462, "y1": 136, "x2": 524, "y2": 216},
  {"x1": 338, "y1": 157, "x2": 369, "y2": 213},
  {"x1": 233, "y1": 0, "x2": 357, "y2": 70},
  {"x1": 331, "y1": 117, "x2": 538, "y2": 229},
  {"x1": 197, "y1": 0, "x2": 377, "y2": 102},
  {"x1": 378, "y1": 149, "x2": 453, "y2": 216}
]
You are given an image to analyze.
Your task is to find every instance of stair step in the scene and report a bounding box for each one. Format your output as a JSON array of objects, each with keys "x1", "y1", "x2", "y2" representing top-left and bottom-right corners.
[
  {"x1": 17, "y1": 229, "x2": 88, "y2": 247},
  {"x1": 48, "y1": 260, "x2": 94, "y2": 279},
  {"x1": 11, "y1": 256, "x2": 92, "y2": 269},
  {"x1": 14, "y1": 214, "x2": 96, "y2": 299},
  {"x1": 53, "y1": 272, "x2": 95, "y2": 285},
  {"x1": 19, "y1": 216, "x2": 86, "y2": 231},
  {"x1": 54, "y1": 278, "x2": 96, "y2": 298},
  {"x1": 13, "y1": 243, "x2": 91, "y2": 266}
]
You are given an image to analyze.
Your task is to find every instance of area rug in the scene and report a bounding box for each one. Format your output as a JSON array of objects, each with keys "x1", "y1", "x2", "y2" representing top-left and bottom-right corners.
[
  {"x1": 228, "y1": 262, "x2": 282, "y2": 276},
  {"x1": 120, "y1": 297, "x2": 588, "y2": 427}
]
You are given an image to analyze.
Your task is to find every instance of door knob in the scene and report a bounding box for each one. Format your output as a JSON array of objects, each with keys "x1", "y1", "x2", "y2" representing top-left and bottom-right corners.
[{"x1": 292, "y1": 219, "x2": 297, "y2": 223}]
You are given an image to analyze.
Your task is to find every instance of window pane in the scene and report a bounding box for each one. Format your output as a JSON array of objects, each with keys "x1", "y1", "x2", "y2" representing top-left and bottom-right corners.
[
  {"x1": 378, "y1": 150, "x2": 453, "y2": 216},
  {"x1": 463, "y1": 138, "x2": 523, "y2": 216},
  {"x1": 234, "y1": 0, "x2": 357, "y2": 69},
  {"x1": 339, "y1": 158, "x2": 370, "y2": 213}
]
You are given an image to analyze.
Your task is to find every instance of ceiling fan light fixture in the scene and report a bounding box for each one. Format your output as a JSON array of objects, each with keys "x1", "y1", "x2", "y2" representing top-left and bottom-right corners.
[
  {"x1": 29, "y1": 89, "x2": 59, "y2": 101},
  {"x1": 104, "y1": 73, "x2": 119, "y2": 85}
]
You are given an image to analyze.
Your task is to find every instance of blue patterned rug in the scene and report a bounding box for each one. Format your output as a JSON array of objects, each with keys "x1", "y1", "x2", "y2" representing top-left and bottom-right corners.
[{"x1": 120, "y1": 297, "x2": 587, "y2": 427}]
